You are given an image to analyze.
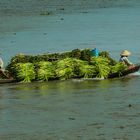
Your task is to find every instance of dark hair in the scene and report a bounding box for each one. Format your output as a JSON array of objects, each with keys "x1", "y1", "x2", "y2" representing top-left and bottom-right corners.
[{"x1": 121, "y1": 55, "x2": 128, "y2": 57}]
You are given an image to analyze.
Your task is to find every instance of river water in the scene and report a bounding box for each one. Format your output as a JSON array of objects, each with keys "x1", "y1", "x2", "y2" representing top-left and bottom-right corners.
[{"x1": 0, "y1": 5, "x2": 140, "y2": 140}]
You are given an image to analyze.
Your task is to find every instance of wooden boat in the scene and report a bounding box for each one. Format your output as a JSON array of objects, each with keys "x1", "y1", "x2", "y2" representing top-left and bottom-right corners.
[
  {"x1": 0, "y1": 64, "x2": 139, "y2": 84},
  {"x1": 0, "y1": 79, "x2": 15, "y2": 84},
  {"x1": 108, "y1": 65, "x2": 140, "y2": 79},
  {"x1": 0, "y1": 69, "x2": 15, "y2": 84}
]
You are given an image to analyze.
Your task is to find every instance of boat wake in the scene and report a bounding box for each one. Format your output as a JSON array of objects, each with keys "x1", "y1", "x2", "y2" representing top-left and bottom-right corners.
[
  {"x1": 128, "y1": 71, "x2": 140, "y2": 76},
  {"x1": 72, "y1": 77, "x2": 104, "y2": 82}
]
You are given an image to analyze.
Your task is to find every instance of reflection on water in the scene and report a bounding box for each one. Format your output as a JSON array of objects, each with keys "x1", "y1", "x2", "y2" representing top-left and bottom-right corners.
[
  {"x1": 0, "y1": 76, "x2": 140, "y2": 139},
  {"x1": 4, "y1": 79, "x2": 114, "y2": 96}
]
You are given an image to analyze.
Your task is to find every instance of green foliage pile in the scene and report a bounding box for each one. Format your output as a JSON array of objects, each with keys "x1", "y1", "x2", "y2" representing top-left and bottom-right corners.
[
  {"x1": 110, "y1": 62, "x2": 127, "y2": 76},
  {"x1": 6, "y1": 49, "x2": 127, "y2": 83},
  {"x1": 55, "y1": 58, "x2": 96, "y2": 80},
  {"x1": 78, "y1": 64, "x2": 96, "y2": 78},
  {"x1": 36, "y1": 61, "x2": 55, "y2": 81},
  {"x1": 55, "y1": 58, "x2": 78, "y2": 80},
  {"x1": 6, "y1": 49, "x2": 92, "y2": 67},
  {"x1": 99, "y1": 51, "x2": 117, "y2": 65},
  {"x1": 90, "y1": 56, "x2": 111, "y2": 78},
  {"x1": 14, "y1": 63, "x2": 35, "y2": 82}
]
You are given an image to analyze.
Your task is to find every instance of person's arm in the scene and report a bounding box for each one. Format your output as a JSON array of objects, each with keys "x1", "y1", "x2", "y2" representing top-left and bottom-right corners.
[{"x1": 123, "y1": 57, "x2": 133, "y2": 66}]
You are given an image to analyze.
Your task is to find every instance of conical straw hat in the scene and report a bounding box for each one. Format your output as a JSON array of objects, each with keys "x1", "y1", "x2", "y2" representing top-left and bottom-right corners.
[{"x1": 120, "y1": 50, "x2": 131, "y2": 56}]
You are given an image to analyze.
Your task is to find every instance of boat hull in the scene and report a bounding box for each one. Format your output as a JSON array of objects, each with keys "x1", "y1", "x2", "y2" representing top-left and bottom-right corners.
[
  {"x1": 0, "y1": 79, "x2": 15, "y2": 84},
  {"x1": 108, "y1": 65, "x2": 140, "y2": 79},
  {"x1": 0, "y1": 65, "x2": 139, "y2": 83}
]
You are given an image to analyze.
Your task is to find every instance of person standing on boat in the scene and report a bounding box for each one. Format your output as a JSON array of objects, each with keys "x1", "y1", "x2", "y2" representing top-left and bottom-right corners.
[
  {"x1": 0, "y1": 55, "x2": 11, "y2": 79},
  {"x1": 0, "y1": 55, "x2": 4, "y2": 69},
  {"x1": 119, "y1": 50, "x2": 134, "y2": 67}
]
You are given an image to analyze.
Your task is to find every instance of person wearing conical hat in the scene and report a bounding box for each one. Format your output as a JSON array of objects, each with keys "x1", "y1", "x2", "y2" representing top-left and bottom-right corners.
[{"x1": 119, "y1": 50, "x2": 133, "y2": 66}]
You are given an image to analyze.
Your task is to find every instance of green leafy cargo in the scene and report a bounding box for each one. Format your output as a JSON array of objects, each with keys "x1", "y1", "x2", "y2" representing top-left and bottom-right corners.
[
  {"x1": 110, "y1": 62, "x2": 127, "y2": 76},
  {"x1": 55, "y1": 58, "x2": 97, "y2": 79},
  {"x1": 90, "y1": 56, "x2": 111, "y2": 78},
  {"x1": 55, "y1": 58, "x2": 76, "y2": 80},
  {"x1": 6, "y1": 49, "x2": 92, "y2": 66},
  {"x1": 14, "y1": 63, "x2": 35, "y2": 82},
  {"x1": 78, "y1": 64, "x2": 96, "y2": 78},
  {"x1": 5, "y1": 49, "x2": 128, "y2": 83},
  {"x1": 36, "y1": 61, "x2": 55, "y2": 81}
]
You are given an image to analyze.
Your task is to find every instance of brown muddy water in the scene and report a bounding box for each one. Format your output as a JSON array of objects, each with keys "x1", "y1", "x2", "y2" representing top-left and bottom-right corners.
[{"x1": 0, "y1": 4, "x2": 140, "y2": 140}]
